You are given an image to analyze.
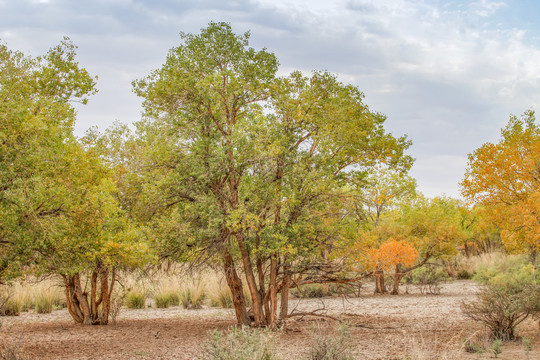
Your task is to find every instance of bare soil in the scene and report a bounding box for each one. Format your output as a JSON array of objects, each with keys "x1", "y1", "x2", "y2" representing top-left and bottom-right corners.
[{"x1": 1, "y1": 280, "x2": 539, "y2": 359}]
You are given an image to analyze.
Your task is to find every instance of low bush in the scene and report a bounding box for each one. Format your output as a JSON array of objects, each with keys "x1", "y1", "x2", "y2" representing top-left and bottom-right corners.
[
  {"x1": 204, "y1": 326, "x2": 277, "y2": 360},
  {"x1": 308, "y1": 323, "x2": 355, "y2": 360},
  {"x1": 153, "y1": 291, "x2": 180, "y2": 308},
  {"x1": 462, "y1": 264, "x2": 540, "y2": 340},
  {"x1": 291, "y1": 284, "x2": 332, "y2": 298},
  {"x1": 154, "y1": 293, "x2": 171, "y2": 308},
  {"x1": 406, "y1": 265, "x2": 450, "y2": 295}
]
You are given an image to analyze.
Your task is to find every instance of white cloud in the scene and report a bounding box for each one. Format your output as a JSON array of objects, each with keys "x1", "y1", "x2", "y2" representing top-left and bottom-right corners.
[
  {"x1": 470, "y1": 0, "x2": 506, "y2": 17},
  {"x1": 3, "y1": 0, "x2": 538, "y2": 197}
]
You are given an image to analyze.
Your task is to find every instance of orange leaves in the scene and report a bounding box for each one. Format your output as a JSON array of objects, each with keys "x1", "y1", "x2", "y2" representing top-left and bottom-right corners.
[
  {"x1": 461, "y1": 111, "x2": 540, "y2": 255},
  {"x1": 367, "y1": 239, "x2": 418, "y2": 272}
]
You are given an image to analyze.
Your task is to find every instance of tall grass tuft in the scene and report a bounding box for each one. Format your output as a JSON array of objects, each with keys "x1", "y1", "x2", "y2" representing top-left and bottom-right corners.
[
  {"x1": 308, "y1": 323, "x2": 356, "y2": 360},
  {"x1": 207, "y1": 278, "x2": 234, "y2": 308},
  {"x1": 150, "y1": 278, "x2": 182, "y2": 308},
  {"x1": 204, "y1": 326, "x2": 277, "y2": 360},
  {"x1": 125, "y1": 289, "x2": 146, "y2": 309},
  {"x1": 181, "y1": 280, "x2": 206, "y2": 309}
]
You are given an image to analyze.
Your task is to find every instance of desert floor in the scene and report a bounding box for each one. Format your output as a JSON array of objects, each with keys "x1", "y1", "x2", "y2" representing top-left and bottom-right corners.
[{"x1": 1, "y1": 280, "x2": 539, "y2": 359}]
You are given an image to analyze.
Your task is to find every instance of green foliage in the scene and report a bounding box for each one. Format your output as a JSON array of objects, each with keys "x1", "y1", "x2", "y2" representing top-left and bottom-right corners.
[
  {"x1": 154, "y1": 291, "x2": 180, "y2": 308},
  {"x1": 407, "y1": 265, "x2": 450, "y2": 295},
  {"x1": 491, "y1": 339, "x2": 502, "y2": 358},
  {"x1": 204, "y1": 326, "x2": 277, "y2": 360},
  {"x1": 125, "y1": 291, "x2": 146, "y2": 309},
  {"x1": 0, "y1": 38, "x2": 98, "y2": 281},
  {"x1": 0, "y1": 39, "x2": 152, "y2": 325},
  {"x1": 308, "y1": 323, "x2": 356, "y2": 360},
  {"x1": 130, "y1": 21, "x2": 413, "y2": 325},
  {"x1": 291, "y1": 284, "x2": 332, "y2": 298},
  {"x1": 462, "y1": 264, "x2": 540, "y2": 340}
]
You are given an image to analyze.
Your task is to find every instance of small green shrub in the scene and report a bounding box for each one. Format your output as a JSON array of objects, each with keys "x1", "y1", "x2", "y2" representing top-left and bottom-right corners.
[
  {"x1": 169, "y1": 292, "x2": 180, "y2": 306},
  {"x1": 154, "y1": 293, "x2": 172, "y2": 308},
  {"x1": 491, "y1": 339, "x2": 502, "y2": 358},
  {"x1": 125, "y1": 290, "x2": 146, "y2": 309},
  {"x1": 308, "y1": 323, "x2": 355, "y2": 360},
  {"x1": 204, "y1": 326, "x2": 277, "y2": 360},
  {"x1": 291, "y1": 284, "x2": 331, "y2": 298},
  {"x1": 407, "y1": 266, "x2": 450, "y2": 295}
]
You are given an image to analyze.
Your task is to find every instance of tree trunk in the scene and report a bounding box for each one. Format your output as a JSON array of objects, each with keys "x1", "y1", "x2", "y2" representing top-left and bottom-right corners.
[
  {"x1": 61, "y1": 264, "x2": 115, "y2": 325},
  {"x1": 390, "y1": 265, "x2": 403, "y2": 295},
  {"x1": 374, "y1": 269, "x2": 387, "y2": 294},
  {"x1": 223, "y1": 245, "x2": 250, "y2": 325},
  {"x1": 278, "y1": 264, "x2": 291, "y2": 325},
  {"x1": 235, "y1": 231, "x2": 265, "y2": 326}
]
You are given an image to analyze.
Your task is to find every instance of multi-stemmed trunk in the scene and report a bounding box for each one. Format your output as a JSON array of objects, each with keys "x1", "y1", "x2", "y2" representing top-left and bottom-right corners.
[{"x1": 62, "y1": 262, "x2": 116, "y2": 325}]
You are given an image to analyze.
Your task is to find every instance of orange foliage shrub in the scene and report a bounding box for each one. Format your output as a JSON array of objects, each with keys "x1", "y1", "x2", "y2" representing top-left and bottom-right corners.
[{"x1": 368, "y1": 239, "x2": 418, "y2": 272}]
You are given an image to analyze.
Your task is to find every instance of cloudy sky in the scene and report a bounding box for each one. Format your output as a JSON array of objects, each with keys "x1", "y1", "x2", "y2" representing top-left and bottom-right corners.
[{"x1": 1, "y1": 0, "x2": 539, "y2": 198}]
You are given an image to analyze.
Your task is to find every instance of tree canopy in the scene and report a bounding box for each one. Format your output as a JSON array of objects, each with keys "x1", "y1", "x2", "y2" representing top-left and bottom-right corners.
[
  {"x1": 131, "y1": 22, "x2": 413, "y2": 326},
  {"x1": 461, "y1": 110, "x2": 540, "y2": 261}
]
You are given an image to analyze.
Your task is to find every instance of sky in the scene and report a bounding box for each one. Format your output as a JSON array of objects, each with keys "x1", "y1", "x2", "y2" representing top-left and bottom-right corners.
[{"x1": 1, "y1": 0, "x2": 539, "y2": 198}]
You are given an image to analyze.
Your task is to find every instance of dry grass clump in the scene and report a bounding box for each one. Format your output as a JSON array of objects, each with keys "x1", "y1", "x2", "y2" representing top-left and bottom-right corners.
[
  {"x1": 181, "y1": 279, "x2": 206, "y2": 309},
  {"x1": 391, "y1": 332, "x2": 466, "y2": 360},
  {"x1": 454, "y1": 252, "x2": 522, "y2": 279},
  {"x1": 1, "y1": 279, "x2": 65, "y2": 315},
  {"x1": 206, "y1": 276, "x2": 234, "y2": 308},
  {"x1": 307, "y1": 323, "x2": 356, "y2": 360},
  {"x1": 125, "y1": 289, "x2": 147, "y2": 309},
  {"x1": 204, "y1": 326, "x2": 278, "y2": 360},
  {"x1": 151, "y1": 279, "x2": 182, "y2": 308}
]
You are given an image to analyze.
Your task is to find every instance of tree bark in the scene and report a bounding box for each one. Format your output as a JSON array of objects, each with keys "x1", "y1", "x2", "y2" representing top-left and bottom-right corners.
[
  {"x1": 223, "y1": 245, "x2": 250, "y2": 325},
  {"x1": 61, "y1": 264, "x2": 115, "y2": 325},
  {"x1": 278, "y1": 263, "x2": 291, "y2": 325},
  {"x1": 374, "y1": 269, "x2": 387, "y2": 294},
  {"x1": 390, "y1": 265, "x2": 404, "y2": 295}
]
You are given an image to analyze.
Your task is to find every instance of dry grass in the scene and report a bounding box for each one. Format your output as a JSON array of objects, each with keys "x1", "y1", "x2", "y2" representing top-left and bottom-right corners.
[
  {"x1": 2, "y1": 279, "x2": 65, "y2": 315},
  {"x1": 455, "y1": 252, "x2": 524, "y2": 279}
]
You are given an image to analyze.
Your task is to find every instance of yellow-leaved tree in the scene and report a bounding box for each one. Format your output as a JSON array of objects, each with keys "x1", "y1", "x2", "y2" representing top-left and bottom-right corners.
[{"x1": 461, "y1": 110, "x2": 540, "y2": 262}]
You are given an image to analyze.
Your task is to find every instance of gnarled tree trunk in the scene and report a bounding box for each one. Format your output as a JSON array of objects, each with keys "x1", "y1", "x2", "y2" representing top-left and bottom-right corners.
[{"x1": 62, "y1": 262, "x2": 116, "y2": 325}]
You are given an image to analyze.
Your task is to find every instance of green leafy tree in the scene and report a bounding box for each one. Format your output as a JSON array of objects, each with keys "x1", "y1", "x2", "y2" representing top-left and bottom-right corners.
[
  {"x1": 132, "y1": 22, "x2": 412, "y2": 326},
  {"x1": 0, "y1": 39, "x2": 149, "y2": 324}
]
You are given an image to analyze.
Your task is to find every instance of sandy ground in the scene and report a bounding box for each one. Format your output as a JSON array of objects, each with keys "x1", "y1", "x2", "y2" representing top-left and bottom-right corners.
[{"x1": 1, "y1": 280, "x2": 539, "y2": 359}]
